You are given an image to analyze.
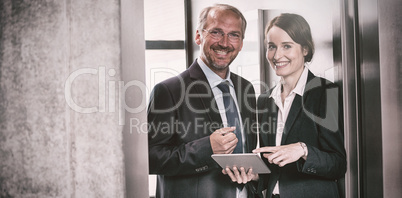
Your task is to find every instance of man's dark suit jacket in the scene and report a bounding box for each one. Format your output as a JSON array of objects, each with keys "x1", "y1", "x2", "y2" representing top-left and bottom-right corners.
[
  {"x1": 148, "y1": 60, "x2": 257, "y2": 198},
  {"x1": 256, "y1": 71, "x2": 347, "y2": 198}
]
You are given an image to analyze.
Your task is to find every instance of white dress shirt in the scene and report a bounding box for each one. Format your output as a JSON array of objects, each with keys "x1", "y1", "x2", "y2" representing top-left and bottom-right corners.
[
  {"x1": 198, "y1": 58, "x2": 247, "y2": 198},
  {"x1": 269, "y1": 67, "x2": 309, "y2": 195}
]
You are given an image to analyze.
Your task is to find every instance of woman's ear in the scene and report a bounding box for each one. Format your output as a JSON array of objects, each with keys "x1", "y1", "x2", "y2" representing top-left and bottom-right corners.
[{"x1": 303, "y1": 46, "x2": 308, "y2": 56}]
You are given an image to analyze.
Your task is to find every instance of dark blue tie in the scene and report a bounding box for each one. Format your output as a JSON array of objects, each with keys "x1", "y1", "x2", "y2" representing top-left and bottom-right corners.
[{"x1": 217, "y1": 81, "x2": 243, "y2": 154}]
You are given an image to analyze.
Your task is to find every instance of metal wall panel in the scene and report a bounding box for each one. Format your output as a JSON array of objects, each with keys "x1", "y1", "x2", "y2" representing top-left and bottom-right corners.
[
  {"x1": 340, "y1": 0, "x2": 360, "y2": 196},
  {"x1": 357, "y1": 0, "x2": 383, "y2": 197},
  {"x1": 378, "y1": 0, "x2": 402, "y2": 197}
]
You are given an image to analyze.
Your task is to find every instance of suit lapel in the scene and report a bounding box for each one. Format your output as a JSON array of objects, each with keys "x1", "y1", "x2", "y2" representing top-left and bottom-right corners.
[
  {"x1": 230, "y1": 75, "x2": 245, "y2": 124},
  {"x1": 188, "y1": 61, "x2": 222, "y2": 131},
  {"x1": 230, "y1": 74, "x2": 249, "y2": 149}
]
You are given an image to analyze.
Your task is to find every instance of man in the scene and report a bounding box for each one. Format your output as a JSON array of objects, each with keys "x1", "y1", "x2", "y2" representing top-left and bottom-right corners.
[{"x1": 148, "y1": 4, "x2": 257, "y2": 198}]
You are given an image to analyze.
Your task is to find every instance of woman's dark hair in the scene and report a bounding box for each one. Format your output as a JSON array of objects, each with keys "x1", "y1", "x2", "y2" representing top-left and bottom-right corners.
[{"x1": 265, "y1": 13, "x2": 315, "y2": 62}]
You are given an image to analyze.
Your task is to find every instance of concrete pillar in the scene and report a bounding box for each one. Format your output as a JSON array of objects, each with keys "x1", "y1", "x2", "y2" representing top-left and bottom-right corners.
[{"x1": 0, "y1": 0, "x2": 143, "y2": 197}]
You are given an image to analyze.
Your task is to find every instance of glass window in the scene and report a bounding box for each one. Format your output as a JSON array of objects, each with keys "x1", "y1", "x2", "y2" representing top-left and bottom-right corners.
[
  {"x1": 144, "y1": 0, "x2": 186, "y2": 197},
  {"x1": 144, "y1": 0, "x2": 185, "y2": 40},
  {"x1": 145, "y1": 50, "x2": 186, "y2": 99}
]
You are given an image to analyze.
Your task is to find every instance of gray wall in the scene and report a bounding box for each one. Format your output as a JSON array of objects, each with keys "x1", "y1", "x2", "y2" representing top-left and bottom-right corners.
[{"x1": 0, "y1": 0, "x2": 148, "y2": 197}]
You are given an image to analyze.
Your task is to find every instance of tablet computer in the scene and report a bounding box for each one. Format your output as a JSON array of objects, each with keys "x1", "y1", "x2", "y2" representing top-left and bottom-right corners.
[{"x1": 211, "y1": 153, "x2": 271, "y2": 174}]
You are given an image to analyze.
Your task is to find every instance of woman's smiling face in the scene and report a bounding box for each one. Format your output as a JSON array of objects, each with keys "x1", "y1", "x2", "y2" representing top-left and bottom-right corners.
[{"x1": 266, "y1": 26, "x2": 308, "y2": 79}]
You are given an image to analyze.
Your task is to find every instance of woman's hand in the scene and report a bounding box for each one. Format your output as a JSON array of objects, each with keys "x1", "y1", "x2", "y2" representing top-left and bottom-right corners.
[
  {"x1": 222, "y1": 166, "x2": 259, "y2": 184},
  {"x1": 253, "y1": 143, "x2": 305, "y2": 167}
]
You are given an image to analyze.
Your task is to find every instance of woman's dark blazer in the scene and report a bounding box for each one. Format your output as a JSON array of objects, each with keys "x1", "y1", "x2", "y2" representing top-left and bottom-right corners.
[{"x1": 256, "y1": 71, "x2": 347, "y2": 198}]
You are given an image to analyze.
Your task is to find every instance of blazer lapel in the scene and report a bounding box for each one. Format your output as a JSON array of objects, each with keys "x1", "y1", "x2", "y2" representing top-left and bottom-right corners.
[
  {"x1": 280, "y1": 71, "x2": 316, "y2": 145},
  {"x1": 258, "y1": 92, "x2": 278, "y2": 147},
  {"x1": 268, "y1": 97, "x2": 278, "y2": 146},
  {"x1": 281, "y1": 94, "x2": 302, "y2": 145}
]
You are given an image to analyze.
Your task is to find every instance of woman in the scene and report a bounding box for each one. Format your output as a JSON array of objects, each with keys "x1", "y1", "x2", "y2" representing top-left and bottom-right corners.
[{"x1": 252, "y1": 13, "x2": 347, "y2": 198}]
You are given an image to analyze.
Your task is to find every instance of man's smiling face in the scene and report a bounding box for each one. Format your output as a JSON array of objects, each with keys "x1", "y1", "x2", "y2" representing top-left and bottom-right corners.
[{"x1": 195, "y1": 8, "x2": 244, "y2": 76}]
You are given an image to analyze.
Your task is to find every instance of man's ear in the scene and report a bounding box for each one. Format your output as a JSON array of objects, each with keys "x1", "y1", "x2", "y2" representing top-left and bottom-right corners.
[{"x1": 195, "y1": 30, "x2": 201, "y2": 45}]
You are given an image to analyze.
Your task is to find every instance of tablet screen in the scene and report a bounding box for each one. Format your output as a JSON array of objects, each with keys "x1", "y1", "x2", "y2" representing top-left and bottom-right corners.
[{"x1": 211, "y1": 153, "x2": 271, "y2": 174}]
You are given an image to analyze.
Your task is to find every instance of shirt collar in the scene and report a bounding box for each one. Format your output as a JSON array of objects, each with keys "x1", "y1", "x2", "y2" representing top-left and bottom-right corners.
[
  {"x1": 269, "y1": 67, "x2": 309, "y2": 98},
  {"x1": 197, "y1": 58, "x2": 233, "y2": 88}
]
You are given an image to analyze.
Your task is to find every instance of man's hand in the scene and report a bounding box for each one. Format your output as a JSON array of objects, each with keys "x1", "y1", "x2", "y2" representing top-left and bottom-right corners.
[
  {"x1": 222, "y1": 166, "x2": 259, "y2": 184},
  {"x1": 253, "y1": 143, "x2": 305, "y2": 167},
  {"x1": 210, "y1": 127, "x2": 238, "y2": 154}
]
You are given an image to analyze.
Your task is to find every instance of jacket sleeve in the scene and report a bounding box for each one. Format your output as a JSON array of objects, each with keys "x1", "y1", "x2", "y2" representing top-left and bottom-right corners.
[
  {"x1": 296, "y1": 79, "x2": 347, "y2": 180},
  {"x1": 147, "y1": 82, "x2": 218, "y2": 177}
]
